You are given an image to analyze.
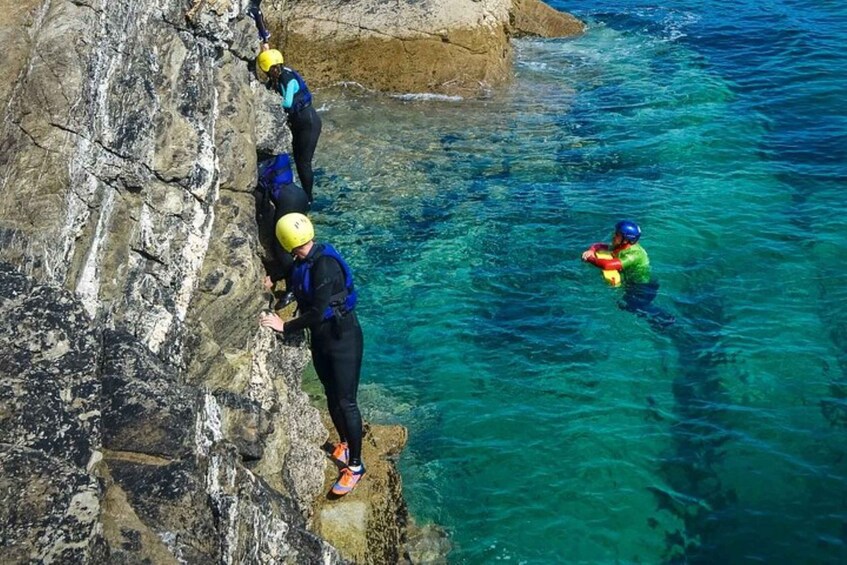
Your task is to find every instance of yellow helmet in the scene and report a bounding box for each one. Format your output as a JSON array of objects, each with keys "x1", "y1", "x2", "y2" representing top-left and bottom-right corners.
[
  {"x1": 257, "y1": 49, "x2": 284, "y2": 73},
  {"x1": 276, "y1": 213, "x2": 314, "y2": 252}
]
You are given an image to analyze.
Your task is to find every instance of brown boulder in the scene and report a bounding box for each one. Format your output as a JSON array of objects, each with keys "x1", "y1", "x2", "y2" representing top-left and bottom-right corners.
[
  {"x1": 510, "y1": 0, "x2": 586, "y2": 37},
  {"x1": 261, "y1": 0, "x2": 583, "y2": 96}
]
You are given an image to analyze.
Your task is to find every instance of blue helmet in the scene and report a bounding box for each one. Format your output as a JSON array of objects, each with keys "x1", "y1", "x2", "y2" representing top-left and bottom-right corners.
[{"x1": 615, "y1": 220, "x2": 641, "y2": 243}]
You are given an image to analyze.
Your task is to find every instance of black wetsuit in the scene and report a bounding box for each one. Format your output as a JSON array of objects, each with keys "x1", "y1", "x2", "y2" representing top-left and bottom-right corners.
[
  {"x1": 289, "y1": 106, "x2": 321, "y2": 202},
  {"x1": 270, "y1": 181, "x2": 309, "y2": 281},
  {"x1": 257, "y1": 155, "x2": 310, "y2": 283},
  {"x1": 619, "y1": 281, "x2": 675, "y2": 329},
  {"x1": 284, "y1": 245, "x2": 364, "y2": 467},
  {"x1": 602, "y1": 243, "x2": 675, "y2": 329},
  {"x1": 275, "y1": 68, "x2": 322, "y2": 202}
]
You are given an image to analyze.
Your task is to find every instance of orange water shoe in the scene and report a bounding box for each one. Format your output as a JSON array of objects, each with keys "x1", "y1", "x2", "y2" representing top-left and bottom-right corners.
[
  {"x1": 331, "y1": 466, "x2": 365, "y2": 496},
  {"x1": 331, "y1": 442, "x2": 349, "y2": 465}
]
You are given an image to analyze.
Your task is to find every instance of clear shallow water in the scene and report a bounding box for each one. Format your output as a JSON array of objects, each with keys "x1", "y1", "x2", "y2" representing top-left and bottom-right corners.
[{"x1": 308, "y1": 1, "x2": 847, "y2": 562}]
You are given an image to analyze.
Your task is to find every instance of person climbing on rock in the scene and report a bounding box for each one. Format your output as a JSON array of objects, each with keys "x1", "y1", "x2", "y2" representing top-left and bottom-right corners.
[
  {"x1": 257, "y1": 152, "x2": 310, "y2": 301},
  {"x1": 259, "y1": 213, "x2": 365, "y2": 496},
  {"x1": 256, "y1": 46, "x2": 322, "y2": 204},
  {"x1": 581, "y1": 220, "x2": 675, "y2": 328}
]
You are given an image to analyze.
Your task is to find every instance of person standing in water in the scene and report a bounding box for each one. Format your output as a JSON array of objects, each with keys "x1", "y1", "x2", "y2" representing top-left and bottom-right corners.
[
  {"x1": 581, "y1": 220, "x2": 675, "y2": 327},
  {"x1": 257, "y1": 47, "x2": 322, "y2": 204},
  {"x1": 260, "y1": 213, "x2": 366, "y2": 496}
]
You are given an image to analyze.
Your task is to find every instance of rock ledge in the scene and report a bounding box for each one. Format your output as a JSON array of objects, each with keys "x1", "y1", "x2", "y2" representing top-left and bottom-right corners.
[{"x1": 265, "y1": 0, "x2": 584, "y2": 95}]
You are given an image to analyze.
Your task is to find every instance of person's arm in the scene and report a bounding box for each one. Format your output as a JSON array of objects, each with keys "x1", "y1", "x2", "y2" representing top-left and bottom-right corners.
[
  {"x1": 581, "y1": 242, "x2": 610, "y2": 263},
  {"x1": 585, "y1": 253, "x2": 622, "y2": 270},
  {"x1": 259, "y1": 256, "x2": 342, "y2": 334},
  {"x1": 281, "y1": 78, "x2": 299, "y2": 110}
]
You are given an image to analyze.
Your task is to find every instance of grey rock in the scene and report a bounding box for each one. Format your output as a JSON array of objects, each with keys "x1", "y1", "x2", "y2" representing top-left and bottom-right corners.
[
  {"x1": 255, "y1": 86, "x2": 292, "y2": 156},
  {"x1": 213, "y1": 389, "x2": 275, "y2": 461},
  {"x1": 102, "y1": 330, "x2": 201, "y2": 459},
  {"x1": 0, "y1": 262, "x2": 104, "y2": 562},
  {"x1": 0, "y1": 263, "x2": 343, "y2": 564},
  {"x1": 0, "y1": 263, "x2": 102, "y2": 470},
  {"x1": 1, "y1": 446, "x2": 107, "y2": 564}
]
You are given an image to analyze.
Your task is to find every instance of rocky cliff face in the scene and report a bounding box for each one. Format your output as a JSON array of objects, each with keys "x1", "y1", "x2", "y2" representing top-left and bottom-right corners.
[
  {"x1": 0, "y1": 0, "x2": 407, "y2": 563},
  {"x1": 0, "y1": 0, "x2": 265, "y2": 363},
  {"x1": 0, "y1": 261, "x2": 341, "y2": 562}
]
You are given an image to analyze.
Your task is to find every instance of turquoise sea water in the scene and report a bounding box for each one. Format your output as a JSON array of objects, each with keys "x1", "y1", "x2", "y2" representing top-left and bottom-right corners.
[{"x1": 309, "y1": 0, "x2": 847, "y2": 562}]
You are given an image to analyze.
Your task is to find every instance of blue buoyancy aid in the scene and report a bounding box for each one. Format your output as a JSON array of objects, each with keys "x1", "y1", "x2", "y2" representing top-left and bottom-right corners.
[
  {"x1": 258, "y1": 154, "x2": 294, "y2": 200},
  {"x1": 291, "y1": 243, "x2": 357, "y2": 320},
  {"x1": 279, "y1": 67, "x2": 313, "y2": 115}
]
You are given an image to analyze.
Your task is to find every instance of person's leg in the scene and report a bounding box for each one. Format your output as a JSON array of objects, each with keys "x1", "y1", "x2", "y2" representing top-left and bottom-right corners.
[
  {"x1": 620, "y1": 282, "x2": 657, "y2": 314},
  {"x1": 290, "y1": 108, "x2": 322, "y2": 201},
  {"x1": 321, "y1": 318, "x2": 366, "y2": 495},
  {"x1": 312, "y1": 346, "x2": 349, "y2": 444},
  {"x1": 620, "y1": 282, "x2": 675, "y2": 328},
  {"x1": 323, "y1": 318, "x2": 364, "y2": 466}
]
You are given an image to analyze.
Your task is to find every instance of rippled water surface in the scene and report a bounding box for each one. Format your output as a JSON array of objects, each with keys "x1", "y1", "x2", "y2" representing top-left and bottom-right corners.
[{"x1": 308, "y1": 0, "x2": 847, "y2": 562}]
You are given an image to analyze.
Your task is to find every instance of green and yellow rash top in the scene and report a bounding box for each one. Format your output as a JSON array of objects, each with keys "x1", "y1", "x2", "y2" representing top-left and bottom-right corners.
[{"x1": 615, "y1": 243, "x2": 652, "y2": 285}]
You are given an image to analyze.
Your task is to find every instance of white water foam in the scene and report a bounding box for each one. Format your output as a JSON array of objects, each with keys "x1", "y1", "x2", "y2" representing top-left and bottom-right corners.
[{"x1": 390, "y1": 92, "x2": 464, "y2": 102}]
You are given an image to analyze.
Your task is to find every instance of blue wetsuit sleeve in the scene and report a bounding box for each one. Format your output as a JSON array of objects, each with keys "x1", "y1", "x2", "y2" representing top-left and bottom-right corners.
[{"x1": 281, "y1": 78, "x2": 299, "y2": 110}]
